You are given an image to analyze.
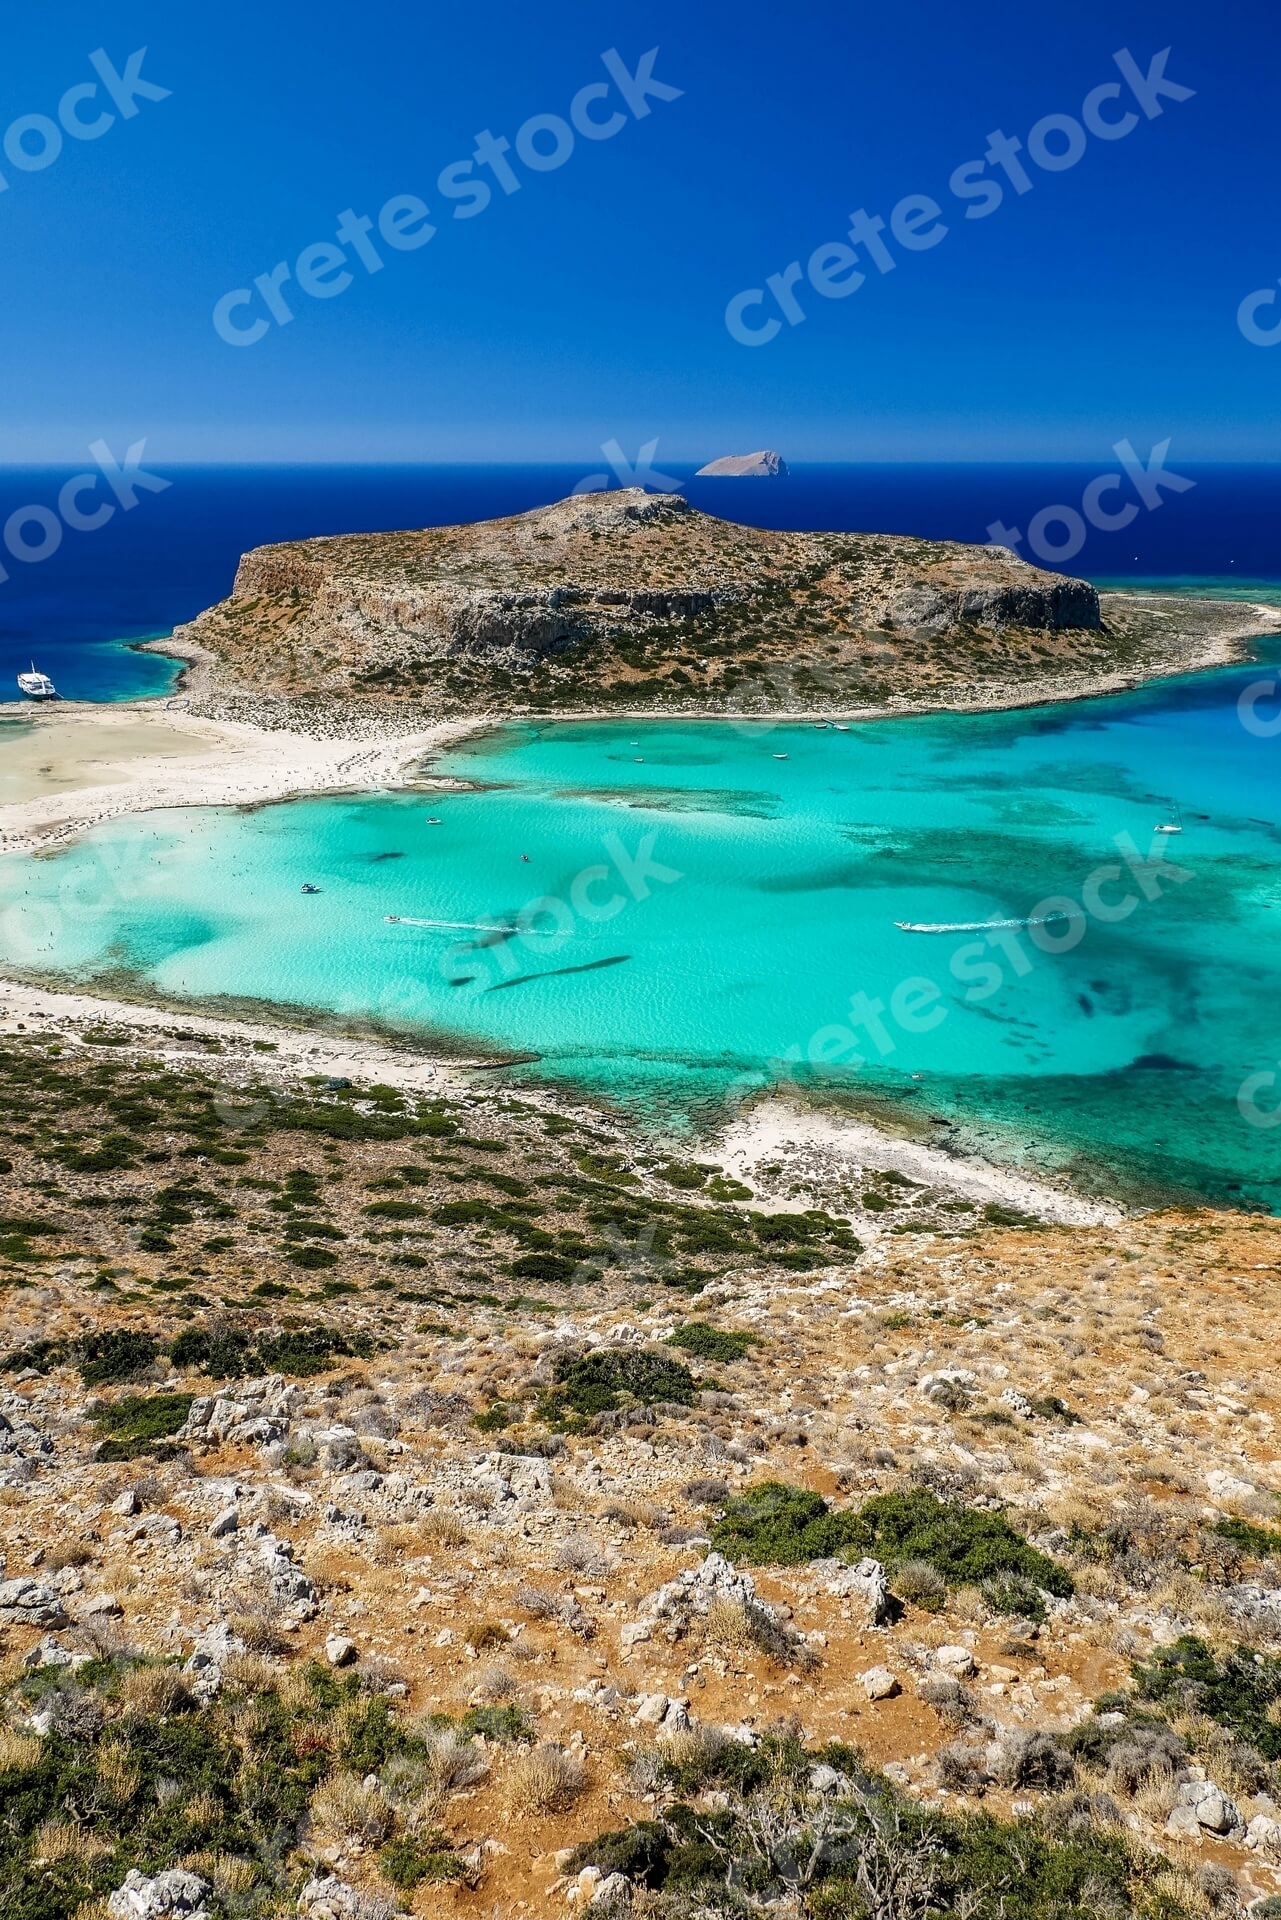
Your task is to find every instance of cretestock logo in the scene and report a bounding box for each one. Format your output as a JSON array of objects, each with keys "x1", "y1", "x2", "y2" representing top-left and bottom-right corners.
[
  {"x1": 0, "y1": 438, "x2": 170, "y2": 585},
  {"x1": 1238, "y1": 281, "x2": 1281, "y2": 346},
  {"x1": 571, "y1": 437, "x2": 683, "y2": 495},
  {"x1": 213, "y1": 48, "x2": 682, "y2": 346},
  {"x1": 984, "y1": 436, "x2": 1194, "y2": 566},
  {"x1": 724, "y1": 47, "x2": 1193, "y2": 347},
  {"x1": 0, "y1": 49, "x2": 170, "y2": 192}
]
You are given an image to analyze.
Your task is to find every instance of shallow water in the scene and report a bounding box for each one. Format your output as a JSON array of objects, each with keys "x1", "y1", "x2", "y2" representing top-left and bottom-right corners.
[{"x1": 2, "y1": 664, "x2": 1280, "y2": 1207}]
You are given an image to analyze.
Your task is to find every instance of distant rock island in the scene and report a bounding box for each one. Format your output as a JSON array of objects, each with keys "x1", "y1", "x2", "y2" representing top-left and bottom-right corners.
[
  {"x1": 696, "y1": 449, "x2": 788, "y2": 477},
  {"x1": 173, "y1": 487, "x2": 1188, "y2": 723}
]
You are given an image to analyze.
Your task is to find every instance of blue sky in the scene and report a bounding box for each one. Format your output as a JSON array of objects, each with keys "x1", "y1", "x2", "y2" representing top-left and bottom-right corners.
[{"x1": 3, "y1": 0, "x2": 1278, "y2": 462}]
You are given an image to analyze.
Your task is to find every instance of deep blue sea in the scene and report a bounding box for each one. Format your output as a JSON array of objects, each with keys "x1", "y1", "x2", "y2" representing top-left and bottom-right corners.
[{"x1": 1, "y1": 463, "x2": 1280, "y2": 704}]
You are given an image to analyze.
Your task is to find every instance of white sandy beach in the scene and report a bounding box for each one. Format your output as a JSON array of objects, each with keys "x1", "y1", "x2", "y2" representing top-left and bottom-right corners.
[
  {"x1": 0, "y1": 702, "x2": 484, "y2": 858},
  {"x1": 715, "y1": 1099, "x2": 1121, "y2": 1228}
]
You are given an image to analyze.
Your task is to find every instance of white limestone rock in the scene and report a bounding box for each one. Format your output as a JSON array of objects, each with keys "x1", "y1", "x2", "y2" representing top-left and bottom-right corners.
[
  {"x1": 0, "y1": 1577, "x2": 67, "y2": 1626},
  {"x1": 859, "y1": 1665, "x2": 900, "y2": 1700},
  {"x1": 108, "y1": 1870, "x2": 210, "y2": 1920},
  {"x1": 823, "y1": 1557, "x2": 891, "y2": 1623}
]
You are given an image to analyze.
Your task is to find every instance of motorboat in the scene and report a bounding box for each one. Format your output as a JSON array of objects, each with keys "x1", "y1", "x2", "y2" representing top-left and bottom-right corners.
[{"x1": 16, "y1": 663, "x2": 57, "y2": 700}]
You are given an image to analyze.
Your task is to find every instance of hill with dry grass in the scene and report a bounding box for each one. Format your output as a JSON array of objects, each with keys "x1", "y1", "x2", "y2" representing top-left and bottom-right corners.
[
  {"x1": 174, "y1": 489, "x2": 1137, "y2": 718},
  {"x1": 3, "y1": 1010, "x2": 1281, "y2": 1919}
]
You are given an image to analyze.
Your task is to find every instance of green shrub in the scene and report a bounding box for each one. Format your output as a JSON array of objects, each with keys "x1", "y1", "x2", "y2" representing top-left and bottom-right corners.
[
  {"x1": 54, "y1": 1134, "x2": 139, "y2": 1172},
  {"x1": 1, "y1": 1338, "x2": 69, "y2": 1375},
  {"x1": 1026, "y1": 1394, "x2": 1080, "y2": 1424},
  {"x1": 549, "y1": 1347, "x2": 698, "y2": 1417},
  {"x1": 711, "y1": 1484, "x2": 1071, "y2": 1599},
  {"x1": 379, "y1": 1833, "x2": 467, "y2": 1889},
  {"x1": 362, "y1": 1199, "x2": 424, "y2": 1219},
  {"x1": 255, "y1": 1327, "x2": 374, "y2": 1376},
  {"x1": 710, "y1": 1482, "x2": 851, "y2": 1566},
  {"x1": 1212, "y1": 1516, "x2": 1281, "y2": 1557},
  {"x1": 92, "y1": 1392, "x2": 193, "y2": 1460},
  {"x1": 511, "y1": 1251, "x2": 580, "y2": 1285},
  {"x1": 565, "y1": 1820, "x2": 671, "y2": 1887},
  {"x1": 473, "y1": 1402, "x2": 513, "y2": 1432},
  {"x1": 668, "y1": 1322, "x2": 756, "y2": 1362},
  {"x1": 459, "y1": 1703, "x2": 533, "y2": 1743},
  {"x1": 0, "y1": 1215, "x2": 61, "y2": 1239},
  {"x1": 289, "y1": 1246, "x2": 338, "y2": 1270},
  {"x1": 337, "y1": 1694, "x2": 411, "y2": 1772},
  {"x1": 76, "y1": 1330, "x2": 158, "y2": 1386},
  {"x1": 169, "y1": 1327, "x2": 254, "y2": 1379},
  {"x1": 570, "y1": 1743, "x2": 1191, "y2": 1919},
  {"x1": 1131, "y1": 1635, "x2": 1281, "y2": 1758},
  {"x1": 844, "y1": 1489, "x2": 1072, "y2": 1597},
  {"x1": 653, "y1": 1161, "x2": 711, "y2": 1189},
  {"x1": 982, "y1": 1572, "x2": 1052, "y2": 1624}
]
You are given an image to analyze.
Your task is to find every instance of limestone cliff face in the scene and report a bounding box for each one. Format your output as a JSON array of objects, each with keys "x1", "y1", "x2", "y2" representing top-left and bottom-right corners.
[{"x1": 178, "y1": 488, "x2": 1104, "y2": 711}]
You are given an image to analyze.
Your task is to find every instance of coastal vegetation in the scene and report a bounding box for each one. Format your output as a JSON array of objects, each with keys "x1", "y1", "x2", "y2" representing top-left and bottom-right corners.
[{"x1": 1, "y1": 1015, "x2": 1280, "y2": 1917}]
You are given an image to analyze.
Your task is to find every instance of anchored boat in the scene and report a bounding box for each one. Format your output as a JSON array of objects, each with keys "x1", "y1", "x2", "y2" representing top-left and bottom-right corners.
[{"x1": 16, "y1": 663, "x2": 57, "y2": 700}]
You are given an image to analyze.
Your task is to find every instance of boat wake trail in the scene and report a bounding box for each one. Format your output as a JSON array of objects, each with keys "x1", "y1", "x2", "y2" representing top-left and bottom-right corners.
[
  {"x1": 386, "y1": 915, "x2": 513, "y2": 933},
  {"x1": 894, "y1": 915, "x2": 1055, "y2": 934}
]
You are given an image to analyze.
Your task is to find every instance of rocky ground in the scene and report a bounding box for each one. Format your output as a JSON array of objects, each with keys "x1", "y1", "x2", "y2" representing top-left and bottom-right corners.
[
  {"x1": 169, "y1": 488, "x2": 1257, "y2": 727},
  {"x1": 2, "y1": 1017, "x2": 1281, "y2": 1919}
]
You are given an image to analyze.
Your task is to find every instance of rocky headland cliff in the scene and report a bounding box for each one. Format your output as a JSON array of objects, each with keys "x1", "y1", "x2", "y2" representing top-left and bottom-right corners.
[{"x1": 173, "y1": 488, "x2": 1141, "y2": 719}]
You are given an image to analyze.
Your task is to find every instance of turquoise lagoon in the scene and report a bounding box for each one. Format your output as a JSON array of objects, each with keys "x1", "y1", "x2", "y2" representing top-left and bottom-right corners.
[{"x1": 2, "y1": 663, "x2": 1281, "y2": 1207}]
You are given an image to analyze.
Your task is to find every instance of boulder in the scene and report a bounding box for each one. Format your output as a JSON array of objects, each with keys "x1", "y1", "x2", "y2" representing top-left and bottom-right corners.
[
  {"x1": 325, "y1": 1634, "x2": 357, "y2": 1667},
  {"x1": 297, "y1": 1877, "x2": 367, "y2": 1920},
  {"x1": 184, "y1": 1622, "x2": 244, "y2": 1700},
  {"x1": 0, "y1": 1578, "x2": 67, "y2": 1626},
  {"x1": 78, "y1": 1591, "x2": 123, "y2": 1618},
  {"x1": 1170, "y1": 1779, "x2": 1241, "y2": 1836},
  {"x1": 107, "y1": 1870, "x2": 210, "y2": 1920},
  {"x1": 859, "y1": 1665, "x2": 900, "y2": 1701},
  {"x1": 255, "y1": 1535, "x2": 316, "y2": 1607},
  {"x1": 1245, "y1": 1813, "x2": 1281, "y2": 1855},
  {"x1": 823, "y1": 1557, "x2": 891, "y2": 1623}
]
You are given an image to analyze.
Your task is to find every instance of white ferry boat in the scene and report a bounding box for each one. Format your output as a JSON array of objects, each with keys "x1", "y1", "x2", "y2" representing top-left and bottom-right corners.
[{"x1": 16, "y1": 663, "x2": 58, "y2": 700}]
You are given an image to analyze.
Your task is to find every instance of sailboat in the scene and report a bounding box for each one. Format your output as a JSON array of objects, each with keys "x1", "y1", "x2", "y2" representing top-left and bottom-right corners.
[
  {"x1": 1154, "y1": 800, "x2": 1183, "y2": 835},
  {"x1": 16, "y1": 663, "x2": 57, "y2": 700}
]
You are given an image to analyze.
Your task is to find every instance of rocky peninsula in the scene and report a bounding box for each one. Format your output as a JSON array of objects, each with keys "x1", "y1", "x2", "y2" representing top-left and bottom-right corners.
[{"x1": 169, "y1": 487, "x2": 1196, "y2": 723}]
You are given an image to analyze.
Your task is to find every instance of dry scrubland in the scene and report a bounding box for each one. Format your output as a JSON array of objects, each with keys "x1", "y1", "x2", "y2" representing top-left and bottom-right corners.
[
  {"x1": 0, "y1": 1020, "x2": 1280, "y2": 1919},
  {"x1": 169, "y1": 489, "x2": 1248, "y2": 725}
]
